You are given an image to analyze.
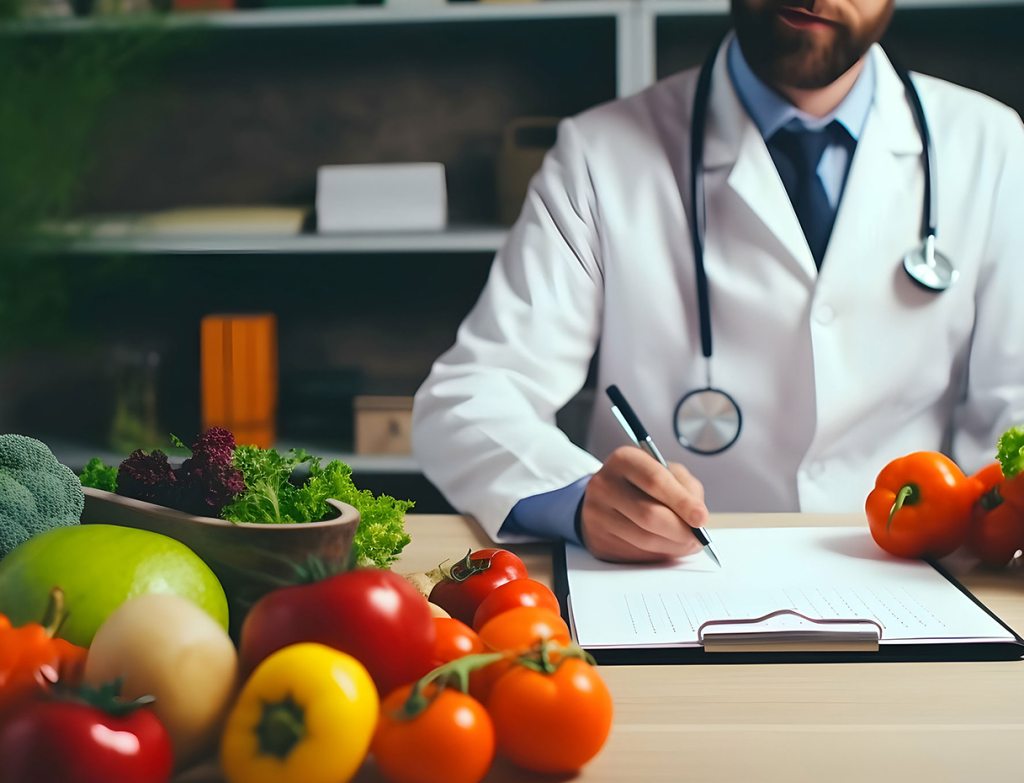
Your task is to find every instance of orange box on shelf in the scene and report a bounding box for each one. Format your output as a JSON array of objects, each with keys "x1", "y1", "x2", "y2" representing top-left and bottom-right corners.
[
  {"x1": 354, "y1": 395, "x2": 413, "y2": 455},
  {"x1": 200, "y1": 313, "x2": 278, "y2": 449}
]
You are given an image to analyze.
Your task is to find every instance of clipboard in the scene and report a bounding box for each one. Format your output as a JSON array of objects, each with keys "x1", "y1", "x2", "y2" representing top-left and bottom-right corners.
[{"x1": 553, "y1": 529, "x2": 1024, "y2": 665}]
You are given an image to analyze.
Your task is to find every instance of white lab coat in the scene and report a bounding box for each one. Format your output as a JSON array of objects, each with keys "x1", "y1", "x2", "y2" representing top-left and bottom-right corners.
[{"x1": 413, "y1": 41, "x2": 1024, "y2": 542}]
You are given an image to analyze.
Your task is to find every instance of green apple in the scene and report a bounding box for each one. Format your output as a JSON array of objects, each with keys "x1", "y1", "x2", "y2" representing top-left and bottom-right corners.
[{"x1": 0, "y1": 524, "x2": 228, "y2": 647}]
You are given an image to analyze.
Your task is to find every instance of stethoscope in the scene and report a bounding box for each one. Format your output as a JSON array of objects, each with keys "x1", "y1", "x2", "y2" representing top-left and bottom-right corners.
[{"x1": 674, "y1": 42, "x2": 957, "y2": 456}]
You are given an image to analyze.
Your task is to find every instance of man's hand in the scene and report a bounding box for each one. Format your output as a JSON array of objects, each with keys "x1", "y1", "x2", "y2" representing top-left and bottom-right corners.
[{"x1": 580, "y1": 446, "x2": 709, "y2": 562}]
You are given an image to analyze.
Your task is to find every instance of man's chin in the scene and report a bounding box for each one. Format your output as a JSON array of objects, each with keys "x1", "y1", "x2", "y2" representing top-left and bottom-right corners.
[
  {"x1": 772, "y1": 56, "x2": 848, "y2": 90},
  {"x1": 754, "y1": 41, "x2": 855, "y2": 91}
]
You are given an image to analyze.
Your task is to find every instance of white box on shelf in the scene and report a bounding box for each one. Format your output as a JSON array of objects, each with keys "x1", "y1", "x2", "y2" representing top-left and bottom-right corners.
[{"x1": 316, "y1": 162, "x2": 448, "y2": 233}]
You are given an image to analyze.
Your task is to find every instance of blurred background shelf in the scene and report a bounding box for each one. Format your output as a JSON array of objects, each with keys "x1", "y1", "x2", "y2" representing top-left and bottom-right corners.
[
  {"x1": 4, "y1": 0, "x2": 1023, "y2": 514},
  {"x1": 63, "y1": 224, "x2": 510, "y2": 254},
  {"x1": 10, "y1": 0, "x2": 1022, "y2": 36},
  {"x1": 11, "y1": 0, "x2": 634, "y2": 33}
]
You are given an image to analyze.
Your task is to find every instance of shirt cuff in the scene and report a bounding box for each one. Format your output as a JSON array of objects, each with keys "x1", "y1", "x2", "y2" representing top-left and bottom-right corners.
[{"x1": 499, "y1": 476, "x2": 592, "y2": 546}]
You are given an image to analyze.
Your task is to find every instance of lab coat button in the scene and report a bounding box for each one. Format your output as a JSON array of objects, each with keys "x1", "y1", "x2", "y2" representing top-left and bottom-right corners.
[{"x1": 815, "y1": 304, "x2": 835, "y2": 325}]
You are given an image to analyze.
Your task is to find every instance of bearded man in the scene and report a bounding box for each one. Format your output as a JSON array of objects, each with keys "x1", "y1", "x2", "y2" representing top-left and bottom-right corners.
[{"x1": 413, "y1": 1, "x2": 1024, "y2": 562}]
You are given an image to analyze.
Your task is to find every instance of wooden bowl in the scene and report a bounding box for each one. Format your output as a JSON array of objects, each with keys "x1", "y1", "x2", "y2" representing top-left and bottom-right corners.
[{"x1": 81, "y1": 487, "x2": 360, "y2": 636}]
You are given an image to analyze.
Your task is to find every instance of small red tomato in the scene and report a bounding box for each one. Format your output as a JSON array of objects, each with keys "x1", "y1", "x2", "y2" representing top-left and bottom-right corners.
[
  {"x1": 373, "y1": 684, "x2": 495, "y2": 783},
  {"x1": 472, "y1": 578, "x2": 560, "y2": 631},
  {"x1": 432, "y1": 617, "x2": 485, "y2": 669},
  {"x1": 477, "y1": 606, "x2": 571, "y2": 652},
  {"x1": 487, "y1": 656, "x2": 613, "y2": 774},
  {"x1": 240, "y1": 568, "x2": 435, "y2": 698},
  {"x1": 432, "y1": 617, "x2": 488, "y2": 697},
  {"x1": 429, "y1": 549, "x2": 528, "y2": 626},
  {"x1": 473, "y1": 607, "x2": 572, "y2": 703},
  {"x1": 0, "y1": 692, "x2": 173, "y2": 783}
]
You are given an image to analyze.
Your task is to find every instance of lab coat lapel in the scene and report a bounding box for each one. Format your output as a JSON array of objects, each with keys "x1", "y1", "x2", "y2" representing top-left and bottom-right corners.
[
  {"x1": 820, "y1": 47, "x2": 923, "y2": 288},
  {"x1": 703, "y1": 42, "x2": 819, "y2": 283}
]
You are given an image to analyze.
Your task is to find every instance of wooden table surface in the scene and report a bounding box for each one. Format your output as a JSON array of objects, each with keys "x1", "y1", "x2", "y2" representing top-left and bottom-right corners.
[
  {"x1": 396, "y1": 513, "x2": 1024, "y2": 783},
  {"x1": 180, "y1": 513, "x2": 1024, "y2": 783}
]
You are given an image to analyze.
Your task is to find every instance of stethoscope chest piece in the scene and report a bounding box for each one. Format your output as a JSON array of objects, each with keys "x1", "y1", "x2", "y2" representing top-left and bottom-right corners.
[
  {"x1": 903, "y1": 235, "x2": 958, "y2": 292},
  {"x1": 672, "y1": 40, "x2": 948, "y2": 456},
  {"x1": 674, "y1": 387, "x2": 742, "y2": 455}
]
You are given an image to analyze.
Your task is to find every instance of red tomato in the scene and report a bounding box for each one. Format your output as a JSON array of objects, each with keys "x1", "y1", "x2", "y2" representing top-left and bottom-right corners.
[
  {"x1": 966, "y1": 462, "x2": 1024, "y2": 567},
  {"x1": 432, "y1": 617, "x2": 485, "y2": 668},
  {"x1": 431, "y1": 618, "x2": 488, "y2": 698},
  {"x1": 373, "y1": 684, "x2": 495, "y2": 783},
  {"x1": 477, "y1": 606, "x2": 570, "y2": 652},
  {"x1": 472, "y1": 578, "x2": 560, "y2": 631},
  {"x1": 429, "y1": 549, "x2": 528, "y2": 626},
  {"x1": 0, "y1": 696, "x2": 173, "y2": 783},
  {"x1": 473, "y1": 607, "x2": 572, "y2": 702},
  {"x1": 487, "y1": 656, "x2": 613, "y2": 774},
  {"x1": 240, "y1": 568, "x2": 435, "y2": 698}
]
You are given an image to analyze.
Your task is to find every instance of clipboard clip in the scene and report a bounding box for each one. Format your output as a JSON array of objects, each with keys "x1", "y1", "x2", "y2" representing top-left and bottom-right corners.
[{"x1": 697, "y1": 609, "x2": 883, "y2": 654}]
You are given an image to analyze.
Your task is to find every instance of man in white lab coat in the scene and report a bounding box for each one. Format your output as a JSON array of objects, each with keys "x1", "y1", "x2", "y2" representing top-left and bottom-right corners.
[{"x1": 412, "y1": 0, "x2": 1024, "y2": 561}]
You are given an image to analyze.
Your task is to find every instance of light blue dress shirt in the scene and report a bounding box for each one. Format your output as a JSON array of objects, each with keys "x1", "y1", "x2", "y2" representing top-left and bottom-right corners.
[
  {"x1": 727, "y1": 35, "x2": 875, "y2": 207},
  {"x1": 500, "y1": 39, "x2": 877, "y2": 545}
]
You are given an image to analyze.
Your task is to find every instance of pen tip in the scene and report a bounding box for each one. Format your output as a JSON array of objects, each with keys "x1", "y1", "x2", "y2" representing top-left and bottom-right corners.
[{"x1": 705, "y1": 546, "x2": 722, "y2": 569}]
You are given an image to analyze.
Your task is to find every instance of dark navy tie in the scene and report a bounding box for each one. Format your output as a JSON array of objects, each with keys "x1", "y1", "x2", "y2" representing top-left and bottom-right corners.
[{"x1": 766, "y1": 121, "x2": 853, "y2": 269}]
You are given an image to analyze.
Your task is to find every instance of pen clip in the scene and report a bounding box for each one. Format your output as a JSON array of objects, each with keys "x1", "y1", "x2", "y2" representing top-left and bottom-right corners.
[
  {"x1": 610, "y1": 405, "x2": 640, "y2": 446},
  {"x1": 605, "y1": 385, "x2": 651, "y2": 442}
]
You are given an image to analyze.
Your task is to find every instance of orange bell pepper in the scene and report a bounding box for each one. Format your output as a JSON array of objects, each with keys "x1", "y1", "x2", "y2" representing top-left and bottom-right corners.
[
  {"x1": 866, "y1": 451, "x2": 975, "y2": 559},
  {"x1": 0, "y1": 588, "x2": 87, "y2": 715}
]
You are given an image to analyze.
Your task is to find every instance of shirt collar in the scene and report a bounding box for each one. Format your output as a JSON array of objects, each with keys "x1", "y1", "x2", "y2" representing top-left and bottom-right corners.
[{"x1": 726, "y1": 34, "x2": 876, "y2": 141}]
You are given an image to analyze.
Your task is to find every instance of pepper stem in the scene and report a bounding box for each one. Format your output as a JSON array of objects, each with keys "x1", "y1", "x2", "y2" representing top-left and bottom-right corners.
[
  {"x1": 980, "y1": 485, "x2": 1005, "y2": 511},
  {"x1": 887, "y1": 484, "x2": 918, "y2": 530},
  {"x1": 40, "y1": 587, "x2": 69, "y2": 638},
  {"x1": 257, "y1": 697, "x2": 306, "y2": 760}
]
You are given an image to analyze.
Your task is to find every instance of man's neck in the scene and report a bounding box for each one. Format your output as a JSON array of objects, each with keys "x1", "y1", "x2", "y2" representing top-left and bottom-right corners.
[{"x1": 773, "y1": 58, "x2": 867, "y2": 118}]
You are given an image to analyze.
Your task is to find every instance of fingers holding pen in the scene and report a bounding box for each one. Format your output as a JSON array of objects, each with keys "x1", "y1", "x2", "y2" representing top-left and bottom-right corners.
[
  {"x1": 580, "y1": 446, "x2": 709, "y2": 562},
  {"x1": 611, "y1": 446, "x2": 709, "y2": 529},
  {"x1": 581, "y1": 505, "x2": 701, "y2": 562}
]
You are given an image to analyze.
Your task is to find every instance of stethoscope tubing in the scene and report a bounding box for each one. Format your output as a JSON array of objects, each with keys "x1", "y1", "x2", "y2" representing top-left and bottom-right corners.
[{"x1": 677, "y1": 37, "x2": 944, "y2": 455}]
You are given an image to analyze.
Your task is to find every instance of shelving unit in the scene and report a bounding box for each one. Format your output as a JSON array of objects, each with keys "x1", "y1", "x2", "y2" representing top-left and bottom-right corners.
[
  {"x1": 64, "y1": 224, "x2": 508, "y2": 254},
  {"x1": 7, "y1": 0, "x2": 1024, "y2": 513}
]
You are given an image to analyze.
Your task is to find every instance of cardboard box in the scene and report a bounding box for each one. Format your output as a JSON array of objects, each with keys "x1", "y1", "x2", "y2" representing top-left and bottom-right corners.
[
  {"x1": 316, "y1": 163, "x2": 447, "y2": 233},
  {"x1": 354, "y1": 395, "x2": 414, "y2": 455}
]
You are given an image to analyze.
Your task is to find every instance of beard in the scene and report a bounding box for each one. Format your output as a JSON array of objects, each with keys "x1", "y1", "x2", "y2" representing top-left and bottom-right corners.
[{"x1": 731, "y1": 0, "x2": 894, "y2": 90}]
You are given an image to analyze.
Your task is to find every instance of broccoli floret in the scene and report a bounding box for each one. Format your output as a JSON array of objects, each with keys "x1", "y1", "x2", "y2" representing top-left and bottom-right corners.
[
  {"x1": 0, "y1": 434, "x2": 84, "y2": 559},
  {"x1": 996, "y1": 426, "x2": 1024, "y2": 479}
]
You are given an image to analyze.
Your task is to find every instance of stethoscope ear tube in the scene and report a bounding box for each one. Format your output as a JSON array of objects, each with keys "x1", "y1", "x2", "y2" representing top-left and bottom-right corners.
[
  {"x1": 892, "y1": 61, "x2": 958, "y2": 292},
  {"x1": 677, "y1": 38, "x2": 951, "y2": 454}
]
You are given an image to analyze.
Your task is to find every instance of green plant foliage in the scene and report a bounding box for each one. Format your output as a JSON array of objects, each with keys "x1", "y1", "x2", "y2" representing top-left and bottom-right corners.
[
  {"x1": 222, "y1": 446, "x2": 414, "y2": 570},
  {"x1": 0, "y1": 21, "x2": 182, "y2": 353}
]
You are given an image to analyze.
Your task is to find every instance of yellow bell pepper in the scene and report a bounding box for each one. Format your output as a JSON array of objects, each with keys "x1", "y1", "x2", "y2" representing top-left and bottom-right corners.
[{"x1": 220, "y1": 643, "x2": 378, "y2": 783}]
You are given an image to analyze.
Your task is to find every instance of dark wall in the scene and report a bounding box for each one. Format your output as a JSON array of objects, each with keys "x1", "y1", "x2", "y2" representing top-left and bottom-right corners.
[{"x1": 80, "y1": 18, "x2": 617, "y2": 224}]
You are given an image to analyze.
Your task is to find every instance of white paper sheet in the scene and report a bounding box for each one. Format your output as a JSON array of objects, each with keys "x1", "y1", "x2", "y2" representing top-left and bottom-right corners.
[{"x1": 564, "y1": 527, "x2": 1015, "y2": 649}]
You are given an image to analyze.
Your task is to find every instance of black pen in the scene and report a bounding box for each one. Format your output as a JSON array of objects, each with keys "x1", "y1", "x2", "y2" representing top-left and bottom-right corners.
[{"x1": 605, "y1": 385, "x2": 722, "y2": 568}]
